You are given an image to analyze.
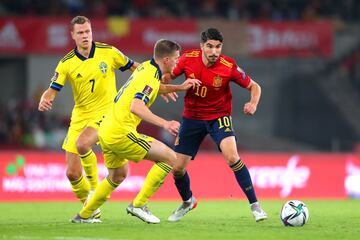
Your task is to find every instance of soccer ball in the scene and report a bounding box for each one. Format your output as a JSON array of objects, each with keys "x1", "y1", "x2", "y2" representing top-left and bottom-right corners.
[{"x1": 280, "y1": 200, "x2": 309, "y2": 227}]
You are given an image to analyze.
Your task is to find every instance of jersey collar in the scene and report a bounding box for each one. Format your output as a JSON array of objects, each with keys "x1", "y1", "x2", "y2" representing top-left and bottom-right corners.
[
  {"x1": 150, "y1": 58, "x2": 162, "y2": 80},
  {"x1": 74, "y1": 42, "x2": 95, "y2": 61}
]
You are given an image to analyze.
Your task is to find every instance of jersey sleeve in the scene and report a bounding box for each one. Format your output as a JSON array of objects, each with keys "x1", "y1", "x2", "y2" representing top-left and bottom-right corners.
[
  {"x1": 133, "y1": 73, "x2": 158, "y2": 105},
  {"x1": 112, "y1": 46, "x2": 134, "y2": 72},
  {"x1": 231, "y1": 64, "x2": 251, "y2": 88},
  {"x1": 172, "y1": 53, "x2": 186, "y2": 77},
  {"x1": 49, "y1": 61, "x2": 67, "y2": 91}
]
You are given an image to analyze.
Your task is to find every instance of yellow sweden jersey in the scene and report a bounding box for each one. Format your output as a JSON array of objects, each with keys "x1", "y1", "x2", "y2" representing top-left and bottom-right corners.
[
  {"x1": 99, "y1": 59, "x2": 161, "y2": 143},
  {"x1": 50, "y1": 42, "x2": 134, "y2": 129}
]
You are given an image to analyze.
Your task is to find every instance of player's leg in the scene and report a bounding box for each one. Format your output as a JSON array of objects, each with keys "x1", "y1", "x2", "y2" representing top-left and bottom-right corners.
[
  {"x1": 77, "y1": 164, "x2": 128, "y2": 219},
  {"x1": 132, "y1": 138, "x2": 175, "y2": 207},
  {"x1": 76, "y1": 126, "x2": 99, "y2": 190},
  {"x1": 219, "y1": 136, "x2": 267, "y2": 221},
  {"x1": 65, "y1": 151, "x2": 90, "y2": 203},
  {"x1": 167, "y1": 118, "x2": 206, "y2": 221},
  {"x1": 127, "y1": 138, "x2": 175, "y2": 223},
  {"x1": 172, "y1": 152, "x2": 193, "y2": 201},
  {"x1": 63, "y1": 127, "x2": 91, "y2": 203},
  {"x1": 167, "y1": 152, "x2": 198, "y2": 222}
]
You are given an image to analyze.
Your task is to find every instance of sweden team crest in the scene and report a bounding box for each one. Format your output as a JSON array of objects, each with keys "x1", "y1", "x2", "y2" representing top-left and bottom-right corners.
[{"x1": 99, "y1": 62, "x2": 108, "y2": 75}]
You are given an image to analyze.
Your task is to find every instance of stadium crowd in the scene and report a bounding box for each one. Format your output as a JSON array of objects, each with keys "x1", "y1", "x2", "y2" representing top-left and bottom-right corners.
[
  {"x1": 0, "y1": 0, "x2": 359, "y2": 22},
  {"x1": 1, "y1": 0, "x2": 360, "y2": 151},
  {"x1": 0, "y1": 97, "x2": 68, "y2": 150}
]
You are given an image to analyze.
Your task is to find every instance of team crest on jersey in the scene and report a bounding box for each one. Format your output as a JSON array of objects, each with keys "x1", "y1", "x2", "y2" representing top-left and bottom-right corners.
[
  {"x1": 51, "y1": 72, "x2": 59, "y2": 82},
  {"x1": 213, "y1": 75, "x2": 222, "y2": 88},
  {"x1": 142, "y1": 85, "x2": 153, "y2": 96},
  {"x1": 99, "y1": 62, "x2": 108, "y2": 75},
  {"x1": 189, "y1": 73, "x2": 196, "y2": 79}
]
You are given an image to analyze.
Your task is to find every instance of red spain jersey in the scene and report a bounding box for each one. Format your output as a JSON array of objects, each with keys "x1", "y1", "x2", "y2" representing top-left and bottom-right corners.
[{"x1": 172, "y1": 49, "x2": 251, "y2": 120}]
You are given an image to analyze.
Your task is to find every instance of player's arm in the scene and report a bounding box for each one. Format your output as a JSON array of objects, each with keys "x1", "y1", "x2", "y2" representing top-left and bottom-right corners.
[
  {"x1": 130, "y1": 99, "x2": 180, "y2": 136},
  {"x1": 38, "y1": 88, "x2": 58, "y2": 112},
  {"x1": 161, "y1": 72, "x2": 177, "y2": 84},
  {"x1": 129, "y1": 61, "x2": 140, "y2": 72},
  {"x1": 158, "y1": 78, "x2": 201, "y2": 94},
  {"x1": 39, "y1": 62, "x2": 66, "y2": 112},
  {"x1": 160, "y1": 72, "x2": 179, "y2": 103},
  {"x1": 160, "y1": 53, "x2": 186, "y2": 102},
  {"x1": 244, "y1": 79, "x2": 261, "y2": 115}
]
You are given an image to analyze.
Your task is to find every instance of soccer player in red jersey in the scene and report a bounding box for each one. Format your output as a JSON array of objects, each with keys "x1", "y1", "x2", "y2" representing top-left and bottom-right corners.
[{"x1": 164, "y1": 28, "x2": 267, "y2": 222}]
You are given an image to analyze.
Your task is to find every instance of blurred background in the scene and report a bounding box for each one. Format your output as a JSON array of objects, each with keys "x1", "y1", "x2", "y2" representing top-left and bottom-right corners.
[
  {"x1": 0, "y1": 0, "x2": 360, "y2": 201},
  {"x1": 1, "y1": 0, "x2": 359, "y2": 152}
]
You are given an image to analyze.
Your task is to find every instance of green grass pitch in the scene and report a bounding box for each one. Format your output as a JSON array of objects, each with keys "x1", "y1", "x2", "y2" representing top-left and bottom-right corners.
[{"x1": 1, "y1": 199, "x2": 359, "y2": 240}]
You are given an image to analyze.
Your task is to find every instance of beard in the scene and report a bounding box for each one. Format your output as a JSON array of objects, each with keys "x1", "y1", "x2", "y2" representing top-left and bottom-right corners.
[{"x1": 207, "y1": 55, "x2": 219, "y2": 64}]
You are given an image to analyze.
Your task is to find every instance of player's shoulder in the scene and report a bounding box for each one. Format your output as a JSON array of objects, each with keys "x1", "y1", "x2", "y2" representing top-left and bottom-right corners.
[
  {"x1": 136, "y1": 60, "x2": 160, "y2": 81},
  {"x1": 60, "y1": 49, "x2": 75, "y2": 63},
  {"x1": 183, "y1": 49, "x2": 201, "y2": 58},
  {"x1": 94, "y1": 42, "x2": 113, "y2": 49},
  {"x1": 218, "y1": 54, "x2": 236, "y2": 69}
]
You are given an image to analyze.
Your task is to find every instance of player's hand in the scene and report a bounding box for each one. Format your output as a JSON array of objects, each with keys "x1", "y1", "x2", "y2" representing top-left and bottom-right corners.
[
  {"x1": 181, "y1": 78, "x2": 201, "y2": 90},
  {"x1": 160, "y1": 92, "x2": 178, "y2": 103},
  {"x1": 161, "y1": 73, "x2": 173, "y2": 84},
  {"x1": 38, "y1": 97, "x2": 53, "y2": 112},
  {"x1": 243, "y1": 102, "x2": 257, "y2": 115},
  {"x1": 164, "y1": 120, "x2": 180, "y2": 136}
]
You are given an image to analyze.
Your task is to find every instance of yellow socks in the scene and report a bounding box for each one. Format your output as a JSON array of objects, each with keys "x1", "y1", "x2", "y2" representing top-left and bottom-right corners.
[
  {"x1": 79, "y1": 176, "x2": 119, "y2": 218},
  {"x1": 70, "y1": 175, "x2": 90, "y2": 203},
  {"x1": 79, "y1": 149, "x2": 99, "y2": 190},
  {"x1": 133, "y1": 162, "x2": 172, "y2": 207}
]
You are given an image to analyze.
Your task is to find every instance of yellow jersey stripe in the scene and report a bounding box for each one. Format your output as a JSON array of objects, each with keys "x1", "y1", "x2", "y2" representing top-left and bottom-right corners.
[
  {"x1": 219, "y1": 57, "x2": 233, "y2": 68},
  {"x1": 186, "y1": 52, "x2": 200, "y2": 57}
]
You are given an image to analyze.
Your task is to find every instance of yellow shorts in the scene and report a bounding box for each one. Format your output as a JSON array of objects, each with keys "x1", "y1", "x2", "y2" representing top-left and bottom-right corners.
[
  {"x1": 99, "y1": 130, "x2": 154, "y2": 169},
  {"x1": 62, "y1": 115, "x2": 105, "y2": 154}
]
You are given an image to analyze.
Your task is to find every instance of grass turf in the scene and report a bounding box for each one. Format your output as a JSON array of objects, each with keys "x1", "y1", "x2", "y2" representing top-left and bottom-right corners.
[{"x1": 1, "y1": 199, "x2": 359, "y2": 240}]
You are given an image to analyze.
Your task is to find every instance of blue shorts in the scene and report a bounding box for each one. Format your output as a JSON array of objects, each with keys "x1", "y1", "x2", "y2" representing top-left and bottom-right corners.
[{"x1": 174, "y1": 116, "x2": 236, "y2": 159}]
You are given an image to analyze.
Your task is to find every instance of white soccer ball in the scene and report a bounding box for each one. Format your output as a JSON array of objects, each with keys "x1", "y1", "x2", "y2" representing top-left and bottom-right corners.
[{"x1": 280, "y1": 200, "x2": 309, "y2": 227}]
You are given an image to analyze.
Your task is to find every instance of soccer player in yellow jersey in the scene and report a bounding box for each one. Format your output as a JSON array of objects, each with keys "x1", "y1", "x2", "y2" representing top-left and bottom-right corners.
[
  {"x1": 71, "y1": 39, "x2": 201, "y2": 224},
  {"x1": 38, "y1": 16, "x2": 139, "y2": 213}
]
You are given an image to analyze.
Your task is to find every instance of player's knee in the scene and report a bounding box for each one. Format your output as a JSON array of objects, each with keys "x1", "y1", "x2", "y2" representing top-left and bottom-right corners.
[
  {"x1": 172, "y1": 167, "x2": 186, "y2": 178},
  {"x1": 224, "y1": 154, "x2": 240, "y2": 165},
  {"x1": 76, "y1": 138, "x2": 90, "y2": 155},
  {"x1": 172, "y1": 159, "x2": 187, "y2": 177},
  {"x1": 66, "y1": 168, "x2": 82, "y2": 181},
  {"x1": 161, "y1": 149, "x2": 177, "y2": 167},
  {"x1": 110, "y1": 173, "x2": 127, "y2": 185}
]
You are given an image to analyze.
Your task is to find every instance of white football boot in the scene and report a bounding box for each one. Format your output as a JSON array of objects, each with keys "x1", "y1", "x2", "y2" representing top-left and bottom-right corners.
[
  {"x1": 126, "y1": 203, "x2": 160, "y2": 224},
  {"x1": 251, "y1": 202, "x2": 268, "y2": 222},
  {"x1": 168, "y1": 196, "x2": 198, "y2": 222}
]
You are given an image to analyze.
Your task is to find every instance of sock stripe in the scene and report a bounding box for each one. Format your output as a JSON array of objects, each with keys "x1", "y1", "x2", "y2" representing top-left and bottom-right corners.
[
  {"x1": 79, "y1": 149, "x2": 93, "y2": 158},
  {"x1": 127, "y1": 133, "x2": 150, "y2": 151},
  {"x1": 231, "y1": 160, "x2": 245, "y2": 172},
  {"x1": 70, "y1": 175, "x2": 83, "y2": 186},
  {"x1": 156, "y1": 162, "x2": 172, "y2": 173},
  {"x1": 106, "y1": 176, "x2": 120, "y2": 188}
]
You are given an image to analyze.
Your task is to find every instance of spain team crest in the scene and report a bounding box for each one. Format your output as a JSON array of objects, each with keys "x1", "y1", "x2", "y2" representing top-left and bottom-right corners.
[{"x1": 213, "y1": 75, "x2": 222, "y2": 88}]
